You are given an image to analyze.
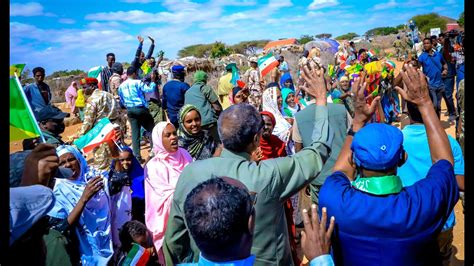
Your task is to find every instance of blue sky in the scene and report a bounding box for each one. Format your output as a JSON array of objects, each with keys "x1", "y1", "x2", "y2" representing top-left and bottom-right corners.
[{"x1": 10, "y1": 0, "x2": 464, "y2": 74}]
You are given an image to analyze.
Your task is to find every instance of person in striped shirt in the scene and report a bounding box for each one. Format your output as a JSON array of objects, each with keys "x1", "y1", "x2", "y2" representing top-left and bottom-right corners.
[{"x1": 100, "y1": 53, "x2": 115, "y2": 92}]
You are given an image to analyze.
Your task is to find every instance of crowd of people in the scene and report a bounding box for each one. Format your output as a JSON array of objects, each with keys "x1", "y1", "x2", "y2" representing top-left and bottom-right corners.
[{"x1": 10, "y1": 29, "x2": 465, "y2": 266}]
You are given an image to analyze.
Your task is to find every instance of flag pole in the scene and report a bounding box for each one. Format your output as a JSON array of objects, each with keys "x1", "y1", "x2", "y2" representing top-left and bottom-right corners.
[
  {"x1": 113, "y1": 139, "x2": 123, "y2": 153},
  {"x1": 13, "y1": 73, "x2": 46, "y2": 143}
]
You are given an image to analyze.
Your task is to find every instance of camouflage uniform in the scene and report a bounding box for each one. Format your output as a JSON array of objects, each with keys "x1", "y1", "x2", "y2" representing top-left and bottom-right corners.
[
  {"x1": 245, "y1": 68, "x2": 264, "y2": 111},
  {"x1": 79, "y1": 89, "x2": 124, "y2": 171}
]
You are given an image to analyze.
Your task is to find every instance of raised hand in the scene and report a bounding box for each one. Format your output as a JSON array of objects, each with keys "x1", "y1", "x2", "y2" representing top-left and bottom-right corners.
[
  {"x1": 148, "y1": 36, "x2": 155, "y2": 44},
  {"x1": 137, "y1": 36, "x2": 144, "y2": 43},
  {"x1": 21, "y1": 143, "x2": 59, "y2": 187},
  {"x1": 301, "y1": 205, "x2": 335, "y2": 261},
  {"x1": 352, "y1": 71, "x2": 380, "y2": 127},
  {"x1": 80, "y1": 176, "x2": 104, "y2": 203},
  {"x1": 395, "y1": 64, "x2": 431, "y2": 107},
  {"x1": 300, "y1": 62, "x2": 327, "y2": 105}
]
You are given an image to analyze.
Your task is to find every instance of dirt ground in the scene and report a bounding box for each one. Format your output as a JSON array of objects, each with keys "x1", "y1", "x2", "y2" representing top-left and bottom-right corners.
[{"x1": 9, "y1": 63, "x2": 464, "y2": 264}]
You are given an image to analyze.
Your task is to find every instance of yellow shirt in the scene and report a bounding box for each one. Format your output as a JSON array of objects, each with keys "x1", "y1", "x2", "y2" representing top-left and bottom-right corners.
[
  {"x1": 75, "y1": 89, "x2": 86, "y2": 108},
  {"x1": 217, "y1": 72, "x2": 233, "y2": 109}
]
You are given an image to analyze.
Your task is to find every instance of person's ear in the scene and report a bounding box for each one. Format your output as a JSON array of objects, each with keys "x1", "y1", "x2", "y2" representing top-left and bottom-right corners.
[
  {"x1": 248, "y1": 208, "x2": 255, "y2": 236},
  {"x1": 398, "y1": 150, "x2": 407, "y2": 167},
  {"x1": 253, "y1": 133, "x2": 260, "y2": 146},
  {"x1": 350, "y1": 153, "x2": 357, "y2": 169}
]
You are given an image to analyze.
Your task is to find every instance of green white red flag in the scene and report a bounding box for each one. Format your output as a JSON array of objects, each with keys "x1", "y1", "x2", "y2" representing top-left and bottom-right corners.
[{"x1": 258, "y1": 53, "x2": 279, "y2": 77}]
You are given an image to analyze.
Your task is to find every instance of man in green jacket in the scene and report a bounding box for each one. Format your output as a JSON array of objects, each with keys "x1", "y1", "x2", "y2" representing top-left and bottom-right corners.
[
  {"x1": 163, "y1": 65, "x2": 333, "y2": 265},
  {"x1": 293, "y1": 95, "x2": 351, "y2": 208}
]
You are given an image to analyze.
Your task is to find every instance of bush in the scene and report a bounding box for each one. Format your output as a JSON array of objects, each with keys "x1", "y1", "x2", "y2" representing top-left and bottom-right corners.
[
  {"x1": 411, "y1": 13, "x2": 447, "y2": 35},
  {"x1": 335, "y1": 32, "x2": 359, "y2": 40}
]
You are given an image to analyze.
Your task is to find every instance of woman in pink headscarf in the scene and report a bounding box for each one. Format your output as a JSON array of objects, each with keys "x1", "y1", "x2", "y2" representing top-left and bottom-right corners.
[
  {"x1": 65, "y1": 81, "x2": 78, "y2": 116},
  {"x1": 144, "y1": 121, "x2": 192, "y2": 263}
]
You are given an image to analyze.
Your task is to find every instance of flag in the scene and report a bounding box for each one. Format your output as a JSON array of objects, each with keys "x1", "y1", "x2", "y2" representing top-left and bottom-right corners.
[
  {"x1": 367, "y1": 49, "x2": 376, "y2": 58},
  {"x1": 122, "y1": 244, "x2": 150, "y2": 266},
  {"x1": 88, "y1": 66, "x2": 103, "y2": 78},
  {"x1": 258, "y1": 53, "x2": 279, "y2": 77},
  {"x1": 141, "y1": 61, "x2": 152, "y2": 75},
  {"x1": 10, "y1": 64, "x2": 26, "y2": 77},
  {"x1": 74, "y1": 118, "x2": 117, "y2": 153},
  {"x1": 10, "y1": 77, "x2": 42, "y2": 142}
]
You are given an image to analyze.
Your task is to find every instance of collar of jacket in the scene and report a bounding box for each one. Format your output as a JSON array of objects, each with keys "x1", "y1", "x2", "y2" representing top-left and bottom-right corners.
[{"x1": 220, "y1": 148, "x2": 251, "y2": 161}]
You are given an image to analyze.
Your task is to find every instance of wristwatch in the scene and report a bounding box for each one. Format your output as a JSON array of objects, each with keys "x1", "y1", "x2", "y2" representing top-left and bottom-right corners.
[{"x1": 348, "y1": 126, "x2": 357, "y2": 136}]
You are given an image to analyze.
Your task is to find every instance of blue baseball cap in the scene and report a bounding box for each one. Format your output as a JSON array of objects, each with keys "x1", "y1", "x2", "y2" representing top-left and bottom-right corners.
[
  {"x1": 351, "y1": 123, "x2": 404, "y2": 171},
  {"x1": 172, "y1": 65, "x2": 185, "y2": 73}
]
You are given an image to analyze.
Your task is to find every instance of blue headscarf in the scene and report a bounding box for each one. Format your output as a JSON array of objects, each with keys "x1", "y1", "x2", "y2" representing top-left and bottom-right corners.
[
  {"x1": 49, "y1": 145, "x2": 113, "y2": 265},
  {"x1": 280, "y1": 72, "x2": 295, "y2": 91},
  {"x1": 110, "y1": 146, "x2": 145, "y2": 199}
]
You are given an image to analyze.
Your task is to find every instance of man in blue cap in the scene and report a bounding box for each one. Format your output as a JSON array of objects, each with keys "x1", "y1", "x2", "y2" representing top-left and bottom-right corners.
[
  {"x1": 319, "y1": 67, "x2": 458, "y2": 266},
  {"x1": 162, "y1": 65, "x2": 190, "y2": 128}
]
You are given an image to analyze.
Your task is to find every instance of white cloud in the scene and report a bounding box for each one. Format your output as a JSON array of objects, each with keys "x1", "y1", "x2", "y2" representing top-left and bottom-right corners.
[
  {"x1": 10, "y1": 22, "x2": 136, "y2": 72},
  {"x1": 372, "y1": 0, "x2": 397, "y2": 10},
  {"x1": 308, "y1": 0, "x2": 339, "y2": 10},
  {"x1": 85, "y1": 7, "x2": 222, "y2": 25},
  {"x1": 10, "y1": 2, "x2": 54, "y2": 17},
  {"x1": 87, "y1": 21, "x2": 123, "y2": 29},
  {"x1": 58, "y1": 18, "x2": 76, "y2": 24},
  {"x1": 268, "y1": 0, "x2": 293, "y2": 9}
]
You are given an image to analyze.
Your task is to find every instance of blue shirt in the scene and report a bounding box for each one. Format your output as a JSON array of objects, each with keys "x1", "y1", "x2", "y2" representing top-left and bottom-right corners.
[
  {"x1": 398, "y1": 124, "x2": 464, "y2": 231},
  {"x1": 178, "y1": 253, "x2": 334, "y2": 266},
  {"x1": 24, "y1": 82, "x2": 52, "y2": 114},
  {"x1": 319, "y1": 160, "x2": 459, "y2": 266},
  {"x1": 118, "y1": 78, "x2": 156, "y2": 109},
  {"x1": 418, "y1": 51, "x2": 446, "y2": 88},
  {"x1": 162, "y1": 80, "x2": 190, "y2": 125}
]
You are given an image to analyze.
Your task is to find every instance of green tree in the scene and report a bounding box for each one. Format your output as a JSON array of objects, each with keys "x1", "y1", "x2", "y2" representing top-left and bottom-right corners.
[
  {"x1": 230, "y1": 40, "x2": 269, "y2": 55},
  {"x1": 298, "y1": 34, "x2": 315, "y2": 45},
  {"x1": 178, "y1": 43, "x2": 214, "y2": 58},
  {"x1": 411, "y1": 13, "x2": 447, "y2": 35},
  {"x1": 47, "y1": 69, "x2": 86, "y2": 78},
  {"x1": 122, "y1": 62, "x2": 131, "y2": 69},
  {"x1": 210, "y1": 42, "x2": 231, "y2": 58},
  {"x1": 315, "y1": 33, "x2": 332, "y2": 39},
  {"x1": 365, "y1": 27, "x2": 399, "y2": 36},
  {"x1": 458, "y1": 11, "x2": 464, "y2": 27},
  {"x1": 335, "y1": 32, "x2": 359, "y2": 40}
]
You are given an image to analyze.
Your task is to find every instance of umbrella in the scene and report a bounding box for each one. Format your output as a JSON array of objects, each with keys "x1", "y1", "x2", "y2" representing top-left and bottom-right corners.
[{"x1": 304, "y1": 38, "x2": 340, "y2": 55}]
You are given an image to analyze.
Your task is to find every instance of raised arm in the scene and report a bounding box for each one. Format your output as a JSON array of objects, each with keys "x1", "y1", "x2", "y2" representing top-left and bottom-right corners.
[
  {"x1": 274, "y1": 63, "x2": 333, "y2": 201},
  {"x1": 395, "y1": 65, "x2": 454, "y2": 165},
  {"x1": 132, "y1": 36, "x2": 144, "y2": 69},
  {"x1": 332, "y1": 72, "x2": 380, "y2": 180},
  {"x1": 146, "y1": 36, "x2": 155, "y2": 60}
]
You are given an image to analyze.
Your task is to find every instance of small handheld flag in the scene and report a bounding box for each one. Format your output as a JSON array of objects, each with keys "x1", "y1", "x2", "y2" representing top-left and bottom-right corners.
[
  {"x1": 258, "y1": 53, "x2": 279, "y2": 77},
  {"x1": 74, "y1": 118, "x2": 117, "y2": 153}
]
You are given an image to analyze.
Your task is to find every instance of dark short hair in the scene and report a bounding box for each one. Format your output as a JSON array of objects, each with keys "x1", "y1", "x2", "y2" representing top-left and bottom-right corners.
[
  {"x1": 32, "y1": 67, "x2": 45, "y2": 75},
  {"x1": 127, "y1": 66, "x2": 137, "y2": 76},
  {"x1": 358, "y1": 48, "x2": 366, "y2": 54},
  {"x1": 438, "y1": 33, "x2": 445, "y2": 38},
  {"x1": 423, "y1": 38, "x2": 432, "y2": 43},
  {"x1": 184, "y1": 177, "x2": 251, "y2": 254},
  {"x1": 119, "y1": 220, "x2": 148, "y2": 252},
  {"x1": 349, "y1": 41, "x2": 354, "y2": 45},
  {"x1": 430, "y1": 35, "x2": 437, "y2": 40},
  {"x1": 407, "y1": 92, "x2": 433, "y2": 124},
  {"x1": 106, "y1": 53, "x2": 115, "y2": 58},
  {"x1": 218, "y1": 104, "x2": 263, "y2": 152}
]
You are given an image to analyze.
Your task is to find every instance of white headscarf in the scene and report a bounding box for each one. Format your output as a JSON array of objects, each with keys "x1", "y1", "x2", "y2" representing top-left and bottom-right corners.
[
  {"x1": 49, "y1": 145, "x2": 113, "y2": 265},
  {"x1": 262, "y1": 87, "x2": 292, "y2": 143}
]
